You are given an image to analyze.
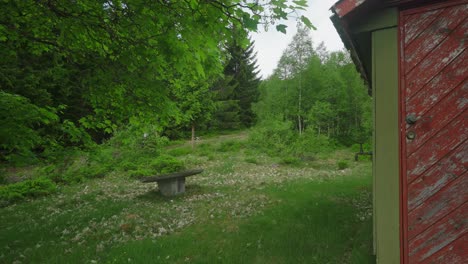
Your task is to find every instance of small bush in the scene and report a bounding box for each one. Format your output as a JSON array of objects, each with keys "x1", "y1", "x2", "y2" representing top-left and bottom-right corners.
[
  {"x1": 248, "y1": 121, "x2": 294, "y2": 156},
  {"x1": 109, "y1": 124, "x2": 169, "y2": 154},
  {"x1": 217, "y1": 140, "x2": 243, "y2": 152},
  {"x1": 0, "y1": 91, "x2": 59, "y2": 163},
  {"x1": 150, "y1": 155, "x2": 184, "y2": 174},
  {"x1": 337, "y1": 160, "x2": 349, "y2": 170},
  {"x1": 292, "y1": 133, "x2": 335, "y2": 157},
  {"x1": 80, "y1": 164, "x2": 110, "y2": 179},
  {"x1": 0, "y1": 177, "x2": 57, "y2": 205},
  {"x1": 197, "y1": 143, "x2": 213, "y2": 151},
  {"x1": 167, "y1": 147, "x2": 192, "y2": 157},
  {"x1": 119, "y1": 161, "x2": 138, "y2": 172},
  {"x1": 128, "y1": 169, "x2": 154, "y2": 179}
]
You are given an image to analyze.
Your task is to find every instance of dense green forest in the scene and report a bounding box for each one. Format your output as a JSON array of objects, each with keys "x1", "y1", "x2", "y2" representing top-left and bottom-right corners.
[
  {"x1": 0, "y1": 0, "x2": 370, "y2": 203},
  {"x1": 251, "y1": 26, "x2": 371, "y2": 159}
]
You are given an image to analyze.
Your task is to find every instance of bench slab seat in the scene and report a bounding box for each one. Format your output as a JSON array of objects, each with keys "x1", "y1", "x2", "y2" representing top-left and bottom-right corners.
[{"x1": 140, "y1": 169, "x2": 203, "y2": 196}]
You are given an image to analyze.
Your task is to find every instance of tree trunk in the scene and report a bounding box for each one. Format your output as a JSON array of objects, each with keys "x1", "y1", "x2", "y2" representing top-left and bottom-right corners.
[
  {"x1": 298, "y1": 71, "x2": 303, "y2": 136},
  {"x1": 191, "y1": 123, "x2": 195, "y2": 149}
]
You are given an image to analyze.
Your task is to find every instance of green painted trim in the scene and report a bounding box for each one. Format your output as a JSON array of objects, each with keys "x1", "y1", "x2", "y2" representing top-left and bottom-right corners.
[
  {"x1": 353, "y1": 8, "x2": 398, "y2": 33},
  {"x1": 372, "y1": 27, "x2": 400, "y2": 264}
]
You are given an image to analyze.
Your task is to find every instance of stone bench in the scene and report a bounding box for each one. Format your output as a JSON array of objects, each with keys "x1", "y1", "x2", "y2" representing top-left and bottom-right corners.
[{"x1": 140, "y1": 169, "x2": 203, "y2": 196}]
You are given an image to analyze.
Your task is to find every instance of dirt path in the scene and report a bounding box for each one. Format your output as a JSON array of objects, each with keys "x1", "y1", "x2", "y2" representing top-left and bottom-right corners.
[{"x1": 167, "y1": 130, "x2": 249, "y2": 149}]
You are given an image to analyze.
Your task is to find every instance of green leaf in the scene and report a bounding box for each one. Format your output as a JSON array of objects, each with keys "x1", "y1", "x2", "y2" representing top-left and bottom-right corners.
[
  {"x1": 300, "y1": 16, "x2": 316, "y2": 30},
  {"x1": 242, "y1": 14, "x2": 258, "y2": 31},
  {"x1": 276, "y1": 24, "x2": 288, "y2": 34},
  {"x1": 293, "y1": 0, "x2": 308, "y2": 7}
]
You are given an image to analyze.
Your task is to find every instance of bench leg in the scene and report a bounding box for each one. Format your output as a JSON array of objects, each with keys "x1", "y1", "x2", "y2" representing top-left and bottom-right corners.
[
  {"x1": 178, "y1": 177, "x2": 185, "y2": 193},
  {"x1": 158, "y1": 177, "x2": 186, "y2": 196}
]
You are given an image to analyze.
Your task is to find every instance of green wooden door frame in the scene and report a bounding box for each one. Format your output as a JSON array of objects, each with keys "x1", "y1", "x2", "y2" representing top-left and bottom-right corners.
[{"x1": 372, "y1": 27, "x2": 400, "y2": 264}]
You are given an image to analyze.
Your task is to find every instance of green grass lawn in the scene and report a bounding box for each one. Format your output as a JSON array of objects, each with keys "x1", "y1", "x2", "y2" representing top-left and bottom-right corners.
[{"x1": 0, "y1": 133, "x2": 375, "y2": 264}]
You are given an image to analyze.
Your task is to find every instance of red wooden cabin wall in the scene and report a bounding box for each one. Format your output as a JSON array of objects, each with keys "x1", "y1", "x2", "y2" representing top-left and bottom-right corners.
[{"x1": 399, "y1": 1, "x2": 468, "y2": 263}]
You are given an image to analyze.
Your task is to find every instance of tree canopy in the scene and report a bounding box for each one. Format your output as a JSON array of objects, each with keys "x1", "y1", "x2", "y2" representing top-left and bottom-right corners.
[
  {"x1": 254, "y1": 28, "x2": 371, "y2": 146},
  {"x1": 0, "y1": 0, "x2": 311, "y2": 161}
]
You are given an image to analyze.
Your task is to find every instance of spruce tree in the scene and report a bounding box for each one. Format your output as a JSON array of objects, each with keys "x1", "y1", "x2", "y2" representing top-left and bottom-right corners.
[
  {"x1": 210, "y1": 76, "x2": 242, "y2": 130},
  {"x1": 224, "y1": 38, "x2": 261, "y2": 127}
]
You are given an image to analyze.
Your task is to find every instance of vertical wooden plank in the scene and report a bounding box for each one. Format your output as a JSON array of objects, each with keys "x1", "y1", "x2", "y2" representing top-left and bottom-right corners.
[{"x1": 373, "y1": 27, "x2": 400, "y2": 264}]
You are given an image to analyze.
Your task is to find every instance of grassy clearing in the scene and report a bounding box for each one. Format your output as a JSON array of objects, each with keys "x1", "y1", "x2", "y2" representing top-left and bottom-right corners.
[{"x1": 0, "y1": 132, "x2": 374, "y2": 263}]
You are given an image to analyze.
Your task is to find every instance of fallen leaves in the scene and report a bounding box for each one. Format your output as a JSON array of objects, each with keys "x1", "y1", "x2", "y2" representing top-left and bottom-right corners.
[{"x1": 0, "y1": 146, "x2": 368, "y2": 263}]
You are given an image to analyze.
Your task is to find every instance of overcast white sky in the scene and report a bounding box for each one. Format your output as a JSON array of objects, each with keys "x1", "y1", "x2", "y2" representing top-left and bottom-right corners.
[{"x1": 251, "y1": 0, "x2": 344, "y2": 78}]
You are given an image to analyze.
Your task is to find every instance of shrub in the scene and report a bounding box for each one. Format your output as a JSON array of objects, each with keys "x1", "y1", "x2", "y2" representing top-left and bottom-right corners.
[
  {"x1": 217, "y1": 140, "x2": 242, "y2": 152},
  {"x1": 167, "y1": 147, "x2": 192, "y2": 157},
  {"x1": 150, "y1": 155, "x2": 184, "y2": 174},
  {"x1": 196, "y1": 143, "x2": 213, "y2": 151},
  {"x1": 337, "y1": 160, "x2": 349, "y2": 170},
  {"x1": 109, "y1": 124, "x2": 169, "y2": 154},
  {"x1": 292, "y1": 133, "x2": 335, "y2": 157},
  {"x1": 128, "y1": 169, "x2": 154, "y2": 179},
  {"x1": 248, "y1": 120, "x2": 295, "y2": 156},
  {"x1": 0, "y1": 91, "x2": 59, "y2": 163},
  {"x1": 119, "y1": 161, "x2": 138, "y2": 172},
  {"x1": 0, "y1": 177, "x2": 57, "y2": 205},
  {"x1": 79, "y1": 164, "x2": 110, "y2": 179}
]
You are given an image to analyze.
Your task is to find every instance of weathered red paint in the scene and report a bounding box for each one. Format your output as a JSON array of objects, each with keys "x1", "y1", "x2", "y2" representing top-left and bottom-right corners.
[
  {"x1": 404, "y1": 4, "x2": 467, "y2": 63},
  {"x1": 406, "y1": 113, "x2": 467, "y2": 183},
  {"x1": 332, "y1": 0, "x2": 367, "y2": 18},
  {"x1": 405, "y1": 15, "x2": 467, "y2": 97},
  {"x1": 408, "y1": 143, "x2": 468, "y2": 211},
  {"x1": 400, "y1": 1, "x2": 468, "y2": 263},
  {"x1": 404, "y1": 9, "x2": 443, "y2": 45},
  {"x1": 406, "y1": 80, "x2": 467, "y2": 154},
  {"x1": 407, "y1": 174, "x2": 467, "y2": 239},
  {"x1": 408, "y1": 203, "x2": 468, "y2": 263},
  {"x1": 420, "y1": 235, "x2": 468, "y2": 264},
  {"x1": 405, "y1": 50, "x2": 467, "y2": 122}
]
